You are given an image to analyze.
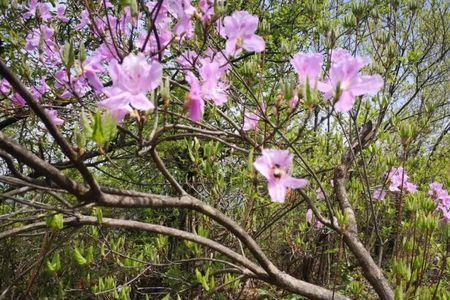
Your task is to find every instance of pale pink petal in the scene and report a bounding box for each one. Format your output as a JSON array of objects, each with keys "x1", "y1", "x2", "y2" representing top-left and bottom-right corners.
[
  {"x1": 268, "y1": 181, "x2": 287, "y2": 203},
  {"x1": 317, "y1": 81, "x2": 333, "y2": 97},
  {"x1": 405, "y1": 182, "x2": 417, "y2": 193},
  {"x1": 45, "y1": 109, "x2": 64, "y2": 126},
  {"x1": 242, "y1": 35, "x2": 265, "y2": 53},
  {"x1": 262, "y1": 149, "x2": 292, "y2": 170},
  {"x1": 99, "y1": 91, "x2": 130, "y2": 110},
  {"x1": 188, "y1": 98, "x2": 204, "y2": 122},
  {"x1": 253, "y1": 155, "x2": 272, "y2": 179},
  {"x1": 349, "y1": 74, "x2": 384, "y2": 96},
  {"x1": 84, "y1": 70, "x2": 104, "y2": 92},
  {"x1": 225, "y1": 39, "x2": 238, "y2": 56},
  {"x1": 108, "y1": 60, "x2": 122, "y2": 84},
  {"x1": 283, "y1": 176, "x2": 308, "y2": 189},
  {"x1": 130, "y1": 93, "x2": 154, "y2": 111},
  {"x1": 306, "y1": 209, "x2": 313, "y2": 223},
  {"x1": 146, "y1": 61, "x2": 163, "y2": 91},
  {"x1": 223, "y1": 15, "x2": 240, "y2": 38},
  {"x1": 334, "y1": 91, "x2": 355, "y2": 113}
]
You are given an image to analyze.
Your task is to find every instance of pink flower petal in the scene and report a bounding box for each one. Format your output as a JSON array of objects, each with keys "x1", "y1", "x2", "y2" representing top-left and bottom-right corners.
[{"x1": 268, "y1": 181, "x2": 287, "y2": 203}]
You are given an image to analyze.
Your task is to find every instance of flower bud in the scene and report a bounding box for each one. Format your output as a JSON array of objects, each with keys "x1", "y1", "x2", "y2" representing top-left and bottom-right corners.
[
  {"x1": 343, "y1": 15, "x2": 357, "y2": 29},
  {"x1": 214, "y1": 0, "x2": 227, "y2": 16},
  {"x1": 79, "y1": 42, "x2": 87, "y2": 64},
  {"x1": 407, "y1": 0, "x2": 419, "y2": 11},
  {"x1": 387, "y1": 43, "x2": 398, "y2": 60},
  {"x1": 375, "y1": 32, "x2": 390, "y2": 44},
  {"x1": 351, "y1": 2, "x2": 366, "y2": 19},
  {"x1": 260, "y1": 18, "x2": 270, "y2": 33}
]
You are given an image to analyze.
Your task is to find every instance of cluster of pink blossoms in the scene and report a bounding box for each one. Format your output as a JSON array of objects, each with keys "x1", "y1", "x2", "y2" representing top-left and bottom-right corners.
[
  {"x1": 99, "y1": 53, "x2": 162, "y2": 122},
  {"x1": 370, "y1": 167, "x2": 416, "y2": 202},
  {"x1": 388, "y1": 167, "x2": 417, "y2": 193},
  {"x1": 14, "y1": 0, "x2": 216, "y2": 125},
  {"x1": 429, "y1": 182, "x2": 450, "y2": 221},
  {"x1": 370, "y1": 170, "x2": 450, "y2": 223},
  {"x1": 184, "y1": 58, "x2": 229, "y2": 122},
  {"x1": 182, "y1": 10, "x2": 265, "y2": 122},
  {"x1": 290, "y1": 49, "x2": 384, "y2": 113}
]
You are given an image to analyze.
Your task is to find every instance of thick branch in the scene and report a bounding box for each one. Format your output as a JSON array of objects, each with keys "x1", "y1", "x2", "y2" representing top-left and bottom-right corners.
[
  {"x1": 0, "y1": 132, "x2": 88, "y2": 199},
  {"x1": 334, "y1": 165, "x2": 394, "y2": 300},
  {"x1": 0, "y1": 60, "x2": 101, "y2": 196},
  {"x1": 0, "y1": 214, "x2": 350, "y2": 300}
]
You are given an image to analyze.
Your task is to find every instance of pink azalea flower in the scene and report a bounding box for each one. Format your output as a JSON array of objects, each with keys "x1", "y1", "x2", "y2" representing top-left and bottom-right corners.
[
  {"x1": 177, "y1": 50, "x2": 199, "y2": 70},
  {"x1": 199, "y1": 0, "x2": 215, "y2": 23},
  {"x1": 318, "y1": 48, "x2": 383, "y2": 113},
  {"x1": 443, "y1": 210, "x2": 450, "y2": 223},
  {"x1": 429, "y1": 182, "x2": 447, "y2": 200},
  {"x1": 201, "y1": 51, "x2": 230, "y2": 74},
  {"x1": 99, "y1": 53, "x2": 162, "y2": 122},
  {"x1": 428, "y1": 182, "x2": 450, "y2": 222},
  {"x1": 24, "y1": 0, "x2": 52, "y2": 21},
  {"x1": 54, "y1": 70, "x2": 68, "y2": 89},
  {"x1": 243, "y1": 111, "x2": 260, "y2": 131},
  {"x1": 253, "y1": 149, "x2": 308, "y2": 202},
  {"x1": 139, "y1": 2, "x2": 172, "y2": 55},
  {"x1": 289, "y1": 94, "x2": 299, "y2": 108},
  {"x1": 12, "y1": 93, "x2": 26, "y2": 107},
  {"x1": 23, "y1": 0, "x2": 38, "y2": 19},
  {"x1": 306, "y1": 209, "x2": 313, "y2": 223},
  {"x1": 439, "y1": 197, "x2": 450, "y2": 211},
  {"x1": 185, "y1": 72, "x2": 204, "y2": 122},
  {"x1": 316, "y1": 188, "x2": 326, "y2": 200},
  {"x1": 32, "y1": 78, "x2": 49, "y2": 100},
  {"x1": 45, "y1": 109, "x2": 64, "y2": 126},
  {"x1": 0, "y1": 80, "x2": 11, "y2": 94},
  {"x1": 56, "y1": 5, "x2": 69, "y2": 22},
  {"x1": 373, "y1": 188, "x2": 386, "y2": 201},
  {"x1": 404, "y1": 182, "x2": 418, "y2": 193},
  {"x1": 220, "y1": 11, "x2": 265, "y2": 57},
  {"x1": 199, "y1": 60, "x2": 228, "y2": 106},
  {"x1": 315, "y1": 220, "x2": 324, "y2": 229},
  {"x1": 307, "y1": 207, "x2": 331, "y2": 230},
  {"x1": 291, "y1": 52, "x2": 323, "y2": 87},
  {"x1": 75, "y1": 9, "x2": 90, "y2": 30},
  {"x1": 25, "y1": 25, "x2": 55, "y2": 52},
  {"x1": 167, "y1": 0, "x2": 196, "y2": 39},
  {"x1": 80, "y1": 55, "x2": 105, "y2": 94},
  {"x1": 387, "y1": 167, "x2": 417, "y2": 194},
  {"x1": 37, "y1": 2, "x2": 52, "y2": 21},
  {"x1": 182, "y1": 59, "x2": 229, "y2": 122}
]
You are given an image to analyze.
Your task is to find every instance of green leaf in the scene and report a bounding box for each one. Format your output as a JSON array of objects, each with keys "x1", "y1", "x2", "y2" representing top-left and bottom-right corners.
[
  {"x1": 93, "y1": 207, "x2": 103, "y2": 224},
  {"x1": 79, "y1": 42, "x2": 87, "y2": 63},
  {"x1": 86, "y1": 245, "x2": 94, "y2": 264},
  {"x1": 81, "y1": 111, "x2": 93, "y2": 137},
  {"x1": 74, "y1": 125, "x2": 86, "y2": 150},
  {"x1": 102, "y1": 111, "x2": 118, "y2": 143},
  {"x1": 92, "y1": 111, "x2": 106, "y2": 147},
  {"x1": 62, "y1": 40, "x2": 75, "y2": 68},
  {"x1": 53, "y1": 253, "x2": 61, "y2": 271},
  {"x1": 74, "y1": 247, "x2": 87, "y2": 265},
  {"x1": 46, "y1": 214, "x2": 64, "y2": 231},
  {"x1": 130, "y1": 0, "x2": 138, "y2": 17},
  {"x1": 161, "y1": 293, "x2": 171, "y2": 300},
  {"x1": 45, "y1": 259, "x2": 56, "y2": 273}
]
